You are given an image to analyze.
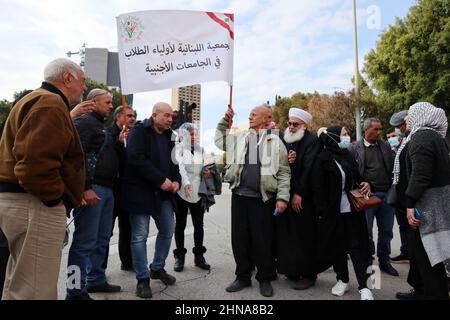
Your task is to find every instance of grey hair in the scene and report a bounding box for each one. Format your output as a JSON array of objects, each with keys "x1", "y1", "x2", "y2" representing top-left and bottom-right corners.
[
  {"x1": 152, "y1": 102, "x2": 171, "y2": 113},
  {"x1": 44, "y1": 58, "x2": 81, "y2": 82},
  {"x1": 86, "y1": 88, "x2": 110, "y2": 100},
  {"x1": 363, "y1": 117, "x2": 381, "y2": 131},
  {"x1": 113, "y1": 105, "x2": 136, "y2": 119}
]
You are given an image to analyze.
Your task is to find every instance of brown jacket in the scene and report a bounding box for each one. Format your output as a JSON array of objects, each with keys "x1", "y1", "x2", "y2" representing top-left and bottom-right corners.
[{"x1": 0, "y1": 86, "x2": 85, "y2": 208}]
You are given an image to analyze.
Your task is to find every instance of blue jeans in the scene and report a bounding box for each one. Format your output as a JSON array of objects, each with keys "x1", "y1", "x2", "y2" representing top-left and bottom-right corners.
[
  {"x1": 129, "y1": 200, "x2": 175, "y2": 280},
  {"x1": 66, "y1": 185, "x2": 114, "y2": 297},
  {"x1": 365, "y1": 191, "x2": 395, "y2": 265}
]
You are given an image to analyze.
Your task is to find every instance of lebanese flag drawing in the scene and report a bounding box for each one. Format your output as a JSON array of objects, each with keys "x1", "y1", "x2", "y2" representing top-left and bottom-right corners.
[{"x1": 116, "y1": 10, "x2": 234, "y2": 94}]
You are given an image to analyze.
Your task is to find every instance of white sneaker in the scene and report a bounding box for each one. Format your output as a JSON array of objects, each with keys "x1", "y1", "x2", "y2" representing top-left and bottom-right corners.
[
  {"x1": 331, "y1": 280, "x2": 349, "y2": 296},
  {"x1": 359, "y1": 288, "x2": 374, "y2": 300}
]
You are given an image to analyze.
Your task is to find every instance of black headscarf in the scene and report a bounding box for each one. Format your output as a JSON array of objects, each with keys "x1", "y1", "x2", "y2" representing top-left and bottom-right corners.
[{"x1": 319, "y1": 125, "x2": 360, "y2": 190}]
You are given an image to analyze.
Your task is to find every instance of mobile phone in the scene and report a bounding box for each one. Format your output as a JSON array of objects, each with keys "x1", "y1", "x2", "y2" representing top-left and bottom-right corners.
[
  {"x1": 273, "y1": 208, "x2": 279, "y2": 217},
  {"x1": 414, "y1": 208, "x2": 421, "y2": 220}
]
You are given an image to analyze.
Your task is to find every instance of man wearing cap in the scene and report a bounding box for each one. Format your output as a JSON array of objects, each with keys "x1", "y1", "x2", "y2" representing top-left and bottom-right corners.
[
  {"x1": 388, "y1": 110, "x2": 410, "y2": 264},
  {"x1": 349, "y1": 118, "x2": 399, "y2": 277},
  {"x1": 215, "y1": 105, "x2": 290, "y2": 297},
  {"x1": 276, "y1": 107, "x2": 322, "y2": 290}
]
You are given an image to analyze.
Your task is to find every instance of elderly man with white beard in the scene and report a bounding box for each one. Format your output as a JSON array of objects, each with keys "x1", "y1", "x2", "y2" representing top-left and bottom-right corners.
[{"x1": 275, "y1": 107, "x2": 322, "y2": 290}]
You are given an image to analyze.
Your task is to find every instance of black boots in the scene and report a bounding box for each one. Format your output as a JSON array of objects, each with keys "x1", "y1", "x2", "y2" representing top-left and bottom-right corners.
[
  {"x1": 174, "y1": 247, "x2": 211, "y2": 271},
  {"x1": 173, "y1": 248, "x2": 187, "y2": 272},
  {"x1": 194, "y1": 253, "x2": 211, "y2": 270},
  {"x1": 174, "y1": 254, "x2": 185, "y2": 272}
]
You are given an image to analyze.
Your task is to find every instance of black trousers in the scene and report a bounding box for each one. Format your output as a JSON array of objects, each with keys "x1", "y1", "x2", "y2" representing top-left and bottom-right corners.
[
  {"x1": 231, "y1": 194, "x2": 276, "y2": 282},
  {"x1": 394, "y1": 207, "x2": 411, "y2": 256},
  {"x1": 332, "y1": 213, "x2": 370, "y2": 290},
  {"x1": 103, "y1": 189, "x2": 133, "y2": 269},
  {"x1": 407, "y1": 228, "x2": 449, "y2": 300},
  {"x1": 174, "y1": 195, "x2": 206, "y2": 254}
]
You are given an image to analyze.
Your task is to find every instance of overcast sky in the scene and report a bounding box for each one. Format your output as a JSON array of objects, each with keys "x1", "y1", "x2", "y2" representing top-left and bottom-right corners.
[{"x1": 0, "y1": 0, "x2": 415, "y2": 153}]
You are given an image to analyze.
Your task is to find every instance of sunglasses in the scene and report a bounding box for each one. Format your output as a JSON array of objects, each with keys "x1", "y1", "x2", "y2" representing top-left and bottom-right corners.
[{"x1": 287, "y1": 121, "x2": 301, "y2": 127}]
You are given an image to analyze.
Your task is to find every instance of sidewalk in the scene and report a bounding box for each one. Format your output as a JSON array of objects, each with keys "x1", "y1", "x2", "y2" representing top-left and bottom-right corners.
[{"x1": 57, "y1": 184, "x2": 412, "y2": 300}]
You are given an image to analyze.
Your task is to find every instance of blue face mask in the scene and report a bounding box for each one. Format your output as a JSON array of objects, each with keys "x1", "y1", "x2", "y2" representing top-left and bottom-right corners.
[
  {"x1": 388, "y1": 136, "x2": 400, "y2": 148},
  {"x1": 395, "y1": 128, "x2": 405, "y2": 137},
  {"x1": 338, "y1": 136, "x2": 351, "y2": 149}
]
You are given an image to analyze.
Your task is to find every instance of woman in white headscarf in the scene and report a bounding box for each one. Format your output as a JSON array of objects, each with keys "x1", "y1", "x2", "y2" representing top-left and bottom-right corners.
[
  {"x1": 173, "y1": 123, "x2": 211, "y2": 272},
  {"x1": 395, "y1": 102, "x2": 450, "y2": 300}
]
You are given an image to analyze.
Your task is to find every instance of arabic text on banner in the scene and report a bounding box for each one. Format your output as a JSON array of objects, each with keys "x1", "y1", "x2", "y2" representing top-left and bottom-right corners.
[{"x1": 116, "y1": 10, "x2": 234, "y2": 94}]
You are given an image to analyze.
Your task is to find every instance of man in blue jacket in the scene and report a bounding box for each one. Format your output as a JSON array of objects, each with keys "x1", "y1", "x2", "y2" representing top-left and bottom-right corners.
[{"x1": 121, "y1": 102, "x2": 181, "y2": 299}]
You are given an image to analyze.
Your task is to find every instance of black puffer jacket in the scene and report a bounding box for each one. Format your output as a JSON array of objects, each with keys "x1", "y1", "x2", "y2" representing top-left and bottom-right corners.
[{"x1": 74, "y1": 111, "x2": 119, "y2": 189}]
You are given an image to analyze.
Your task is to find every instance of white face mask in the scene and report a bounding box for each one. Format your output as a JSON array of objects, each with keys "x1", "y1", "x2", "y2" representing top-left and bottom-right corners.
[{"x1": 338, "y1": 136, "x2": 351, "y2": 149}]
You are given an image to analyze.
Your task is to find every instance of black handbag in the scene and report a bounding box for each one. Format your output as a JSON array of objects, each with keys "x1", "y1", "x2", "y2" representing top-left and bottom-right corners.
[{"x1": 386, "y1": 184, "x2": 397, "y2": 206}]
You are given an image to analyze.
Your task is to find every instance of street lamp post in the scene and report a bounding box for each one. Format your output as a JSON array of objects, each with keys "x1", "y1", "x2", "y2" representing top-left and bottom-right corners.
[{"x1": 353, "y1": 0, "x2": 362, "y2": 141}]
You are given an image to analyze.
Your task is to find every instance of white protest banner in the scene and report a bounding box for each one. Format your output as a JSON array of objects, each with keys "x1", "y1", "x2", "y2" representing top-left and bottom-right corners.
[{"x1": 116, "y1": 10, "x2": 234, "y2": 94}]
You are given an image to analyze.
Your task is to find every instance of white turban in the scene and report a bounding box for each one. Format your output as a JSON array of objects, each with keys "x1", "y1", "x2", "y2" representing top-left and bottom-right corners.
[{"x1": 289, "y1": 107, "x2": 312, "y2": 125}]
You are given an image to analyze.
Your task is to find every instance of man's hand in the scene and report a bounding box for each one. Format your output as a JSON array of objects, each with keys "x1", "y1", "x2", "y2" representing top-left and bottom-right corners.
[
  {"x1": 276, "y1": 200, "x2": 288, "y2": 214},
  {"x1": 83, "y1": 189, "x2": 101, "y2": 206},
  {"x1": 225, "y1": 106, "x2": 234, "y2": 123},
  {"x1": 288, "y1": 150, "x2": 297, "y2": 164},
  {"x1": 407, "y1": 208, "x2": 420, "y2": 229},
  {"x1": 184, "y1": 184, "x2": 191, "y2": 198},
  {"x1": 360, "y1": 182, "x2": 371, "y2": 196},
  {"x1": 291, "y1": 194, "x2": 303, "y2": 213},
  {"x1": 119, "y1": 126, "x2": 130, "y2": 143},
  {"x1": 171, "y1": 182, "x2": 180, "y2": 194},
  {"x1": 70, "y1": 100, "x2": 95, "y2": 120},
  {"x1": 160, "y1": 178, "x2": 173, "y2": 191}
]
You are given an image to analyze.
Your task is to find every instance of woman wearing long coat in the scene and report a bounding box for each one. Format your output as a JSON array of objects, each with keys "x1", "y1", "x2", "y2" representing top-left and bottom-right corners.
[{"x1": 312, "y1": 125, "x2": 373, "y2": 300}]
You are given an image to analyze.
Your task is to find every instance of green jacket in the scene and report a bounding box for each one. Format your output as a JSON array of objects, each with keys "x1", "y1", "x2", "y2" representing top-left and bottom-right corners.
[{"x1": 214, "y1": 117, "x2": 291, "y2": 202}]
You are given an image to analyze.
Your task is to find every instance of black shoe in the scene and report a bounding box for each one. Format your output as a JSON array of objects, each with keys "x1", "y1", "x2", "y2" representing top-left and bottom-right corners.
[
  {"x1": 259, "y1": 281, "x2": 274, "y2": 297},
  {"x1": 396, "y1": 289, "x2": 423, "y2": 300},
  {"x1": 225, "y1": 279, "x2": 251, "y2": 293},
  {"x1": 136, "y1": 278, "x2": 152, "y2": 299},
  {"x1": 121, "y1": 264, "x2": 134, "y2": 271},
  {"x1": 86, "y1": 282, "x2": 121, "y2": 293},
  {"x1": 174, "y1": 254, "x2": 185, "y2": 272},
  {"x1": 390, "y1": 254, "x2": 409, "y2": 264},
  {"x1": 292, "y1": 277, "x2": 316, "y2": 290},
  {"x1": 380, "y1": 263, "x2": 399, "y2": 276},
  {"x1": 194, "y1": 254, "x2": 211, "y2": 270},
  {"x1": 150, "y1": 268, "x2": 176, "y2": 285},
  {"x1": 65, "y1": 292, "x2": 94, "y2": 300}
]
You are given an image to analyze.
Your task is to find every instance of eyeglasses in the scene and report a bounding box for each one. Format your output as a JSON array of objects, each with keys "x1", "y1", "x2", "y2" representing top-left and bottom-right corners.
[{"x1": 287, "y1": 121, "x2": 301, "y2": 127}]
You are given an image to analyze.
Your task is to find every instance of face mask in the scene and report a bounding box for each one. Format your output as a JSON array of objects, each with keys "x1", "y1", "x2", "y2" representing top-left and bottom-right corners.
[
  {"x1": 388, "y1": 136, "x2": 400, "y2": 148},
  {"x1": 395, "y1": 128, "x2": 405, "y2": 137},
  {"x1": 338, "y1": 136, "x2": 351, "y2": 149}
]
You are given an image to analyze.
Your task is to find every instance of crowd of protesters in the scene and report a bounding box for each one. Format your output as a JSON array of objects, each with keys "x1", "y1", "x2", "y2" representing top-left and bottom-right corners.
[{"x1": 0, "y1": 58, "x2": 449, "y2": 300}]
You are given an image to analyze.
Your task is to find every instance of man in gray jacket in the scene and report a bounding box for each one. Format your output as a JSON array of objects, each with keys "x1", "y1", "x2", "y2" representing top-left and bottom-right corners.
[
  {"x1": 349, "y1": 118, "x2": 398, "y2": 277},
  {"x1": 215, "y1": 105, "x2": 290, "y2": 298}
]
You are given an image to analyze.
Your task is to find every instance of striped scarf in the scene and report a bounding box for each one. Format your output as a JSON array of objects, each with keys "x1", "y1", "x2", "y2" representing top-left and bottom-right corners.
[{"x1": 392, "y1": 102, "x2": 448, "y2": 185}]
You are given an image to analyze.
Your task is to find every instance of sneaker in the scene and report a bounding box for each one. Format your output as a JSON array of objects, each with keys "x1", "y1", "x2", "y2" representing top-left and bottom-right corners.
[
  {"x1": 86, "y1": 282, "x2": 121, "y2": 293},
  {"x1": 390, "y1": 254, "x2": 409, "y2": 264},
  {"x1": 359, "y1": 288, "x2": 374, "y2": 300},
  {"x1": 331, "y1": 280, "x2": 349, "y2": 297},
  {"x1": 150, "y1": 268, "x2": 176, "y2": 285}
]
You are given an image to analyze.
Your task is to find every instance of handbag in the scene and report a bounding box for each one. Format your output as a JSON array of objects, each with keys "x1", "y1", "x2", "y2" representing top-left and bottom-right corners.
[
  {"x1": 385, "y1": 184, "x2": 397, "y2": 206},
  {"x1": 348, "y1": 189, "x2": 382, "y2": 212}
]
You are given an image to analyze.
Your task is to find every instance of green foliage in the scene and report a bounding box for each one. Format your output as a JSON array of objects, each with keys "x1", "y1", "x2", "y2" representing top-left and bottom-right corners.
[
  {"x1": 364, "y1": 0, "x2": 450, "y2": 114},
  {"x1": 0, "y1": 99, "x2": 12, "y2": 125}
]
